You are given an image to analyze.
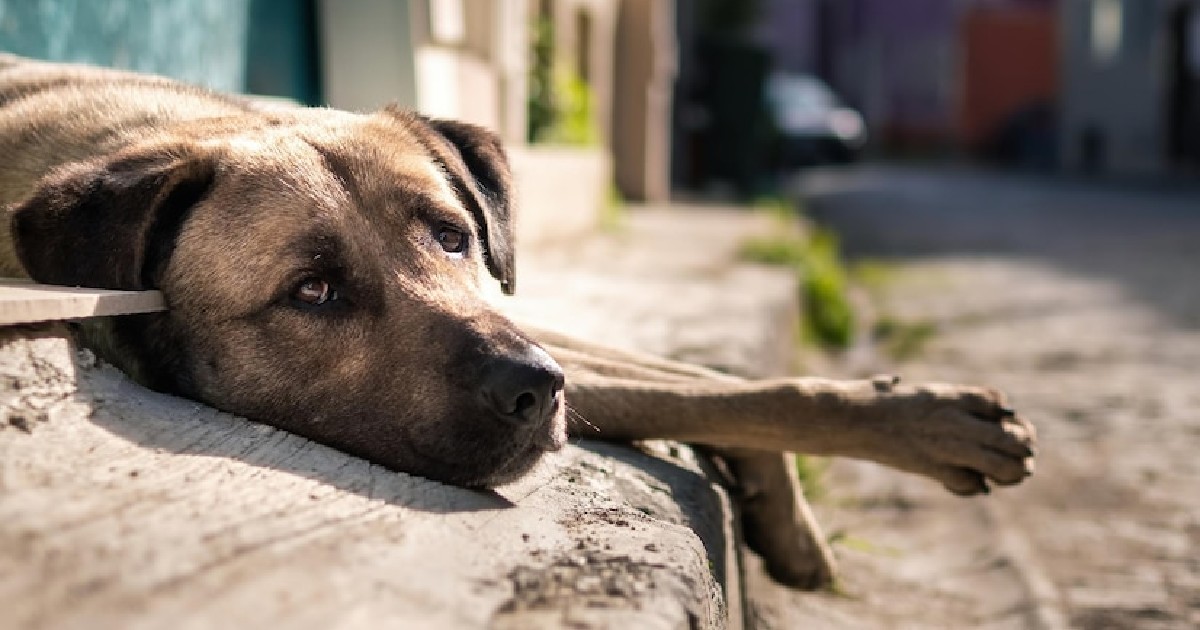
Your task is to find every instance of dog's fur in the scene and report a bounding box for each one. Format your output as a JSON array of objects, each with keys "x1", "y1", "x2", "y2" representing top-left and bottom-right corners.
[{"x1": 0, "y1": 55, "x2": 1035, "y2": 588}]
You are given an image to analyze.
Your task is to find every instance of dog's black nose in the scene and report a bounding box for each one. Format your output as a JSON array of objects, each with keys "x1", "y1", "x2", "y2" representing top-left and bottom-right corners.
[{"x1": 481, "y1": 346, "x2": 565, "y2": 426}]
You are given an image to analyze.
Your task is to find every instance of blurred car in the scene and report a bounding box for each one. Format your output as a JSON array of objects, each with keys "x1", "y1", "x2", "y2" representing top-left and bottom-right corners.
[{"x1": 765, "y1": 73, "x2": 867, "y2": 168}]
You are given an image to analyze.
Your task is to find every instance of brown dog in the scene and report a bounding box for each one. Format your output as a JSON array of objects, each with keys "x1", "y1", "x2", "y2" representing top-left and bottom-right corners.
[{"x1": 0, "y1": 55, "x2": 1035, "y2": 588}]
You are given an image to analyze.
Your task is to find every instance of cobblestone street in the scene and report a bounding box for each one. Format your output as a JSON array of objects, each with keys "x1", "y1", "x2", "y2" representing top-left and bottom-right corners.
[{"x1": 761, "y1": 166, "x2": 1200, "y2": 629}]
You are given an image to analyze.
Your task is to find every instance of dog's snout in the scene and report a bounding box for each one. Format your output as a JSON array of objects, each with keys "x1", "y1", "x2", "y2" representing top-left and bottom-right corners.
[{"x1": 481, "y1": 346, "x2": 565, "y2": 426}]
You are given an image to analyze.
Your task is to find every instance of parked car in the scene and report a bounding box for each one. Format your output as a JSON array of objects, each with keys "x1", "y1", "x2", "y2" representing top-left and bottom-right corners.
[{"x1": 765, "y1": 73, "x2": 867, "y2": 168}]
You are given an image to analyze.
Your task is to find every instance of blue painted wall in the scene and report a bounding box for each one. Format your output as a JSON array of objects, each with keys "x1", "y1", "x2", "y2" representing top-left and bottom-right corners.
[
  {"x1": 0, "y1": 0, "x2": 250, "y2": 93},
  {"x1": 245, "y1": 0, "x2": 321, "y2": 105}
]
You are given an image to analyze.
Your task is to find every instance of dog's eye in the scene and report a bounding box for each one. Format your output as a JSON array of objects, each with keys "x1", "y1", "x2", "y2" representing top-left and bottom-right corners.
[
  {"x1": 292, "y1": 278, "x2": 338, "y2": 306},
  {"x1": 436, "y1": 224, "x2": 468, "y2": 255}
]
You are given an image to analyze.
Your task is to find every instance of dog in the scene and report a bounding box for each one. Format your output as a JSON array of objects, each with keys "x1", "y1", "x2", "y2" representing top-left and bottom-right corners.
[{"x1": 0, "y1": 55, "x2": 1035, "y2": 588}]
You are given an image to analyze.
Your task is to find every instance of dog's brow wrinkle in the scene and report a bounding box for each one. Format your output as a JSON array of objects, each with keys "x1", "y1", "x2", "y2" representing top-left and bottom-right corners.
[{"x1": 304, "y1": 138, "x2": 363, "y2": 208}]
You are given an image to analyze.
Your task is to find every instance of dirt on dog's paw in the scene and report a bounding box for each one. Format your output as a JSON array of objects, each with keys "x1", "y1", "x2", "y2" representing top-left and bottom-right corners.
[{"x1": 869, "y1": 383, "x2": 1037, "y2": 496}]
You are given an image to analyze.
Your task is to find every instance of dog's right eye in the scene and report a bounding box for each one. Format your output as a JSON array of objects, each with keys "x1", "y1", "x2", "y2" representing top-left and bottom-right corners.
[
  {"x1": 292, "y1": 277, "x2": 339, "y2": 306},
  {"x1": 436, "y1": 224, "x2": 468, "y2": 256}
]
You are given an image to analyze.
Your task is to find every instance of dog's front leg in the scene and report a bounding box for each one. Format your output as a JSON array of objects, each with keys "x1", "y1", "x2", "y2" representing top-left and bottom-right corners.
[
  {"x1": 563, "y1": 374, "x2": 1036, "y2": 497},
  {"x1": 711, "y1": 447, "x2": 837, "y2": 589}
]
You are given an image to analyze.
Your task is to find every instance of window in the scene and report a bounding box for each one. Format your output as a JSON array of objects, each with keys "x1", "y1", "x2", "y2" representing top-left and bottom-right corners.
[{"x1": 1092, "y1": 0, "x2": 1123, "y2": 63}]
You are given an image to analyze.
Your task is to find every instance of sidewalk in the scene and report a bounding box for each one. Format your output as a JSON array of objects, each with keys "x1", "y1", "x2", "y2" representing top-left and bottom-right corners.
[{"x1": 504, "y1": 205, "x2": 800, "y2": 379}]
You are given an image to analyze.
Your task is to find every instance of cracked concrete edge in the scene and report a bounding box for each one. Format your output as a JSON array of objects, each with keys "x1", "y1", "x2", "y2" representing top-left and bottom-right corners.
[{"x1": 0, "y1": 324, "x2": 740, "y2": 629}]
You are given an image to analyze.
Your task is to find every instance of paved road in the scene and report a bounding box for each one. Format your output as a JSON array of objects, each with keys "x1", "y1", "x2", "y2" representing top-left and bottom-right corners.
[{"x1": 757, "y1": 166, "x2": 1200, "y2": 629}]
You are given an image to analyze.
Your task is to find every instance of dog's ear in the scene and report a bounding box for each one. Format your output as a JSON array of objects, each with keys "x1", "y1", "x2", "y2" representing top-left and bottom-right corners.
[
  {"x1": 384, "y1": 107, "x2": 517, "y2": 294},
  {"x1": 9, "y1": 146, "x2": 217, "y2": 290},
  {"x1": 425, "y1": 117, "x2": 517, "y2": 294}
]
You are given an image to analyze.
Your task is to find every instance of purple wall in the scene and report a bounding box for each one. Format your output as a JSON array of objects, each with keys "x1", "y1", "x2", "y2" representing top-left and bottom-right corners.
[
  {"x1": 752, "y1": 0, "x2": 820, "y2": 74},
  {"x1": 768, "y1": 0, "x2": 1060, "y2": 144},
  {"x1": 838, "y1": 0, "x2": 959, "y2": 133}
]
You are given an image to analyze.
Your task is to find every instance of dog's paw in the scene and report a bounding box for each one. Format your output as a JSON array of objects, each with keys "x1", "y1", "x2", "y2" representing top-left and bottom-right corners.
[
  {"x1": 867, "y1": 381, "x2": 1037, "y2": 496},
  {"x1": 745, "y1": 511, "x2": 836, "y2": 589},
  {"x1": 726, "y1": 452, "x2": 838, "y2": 590}
]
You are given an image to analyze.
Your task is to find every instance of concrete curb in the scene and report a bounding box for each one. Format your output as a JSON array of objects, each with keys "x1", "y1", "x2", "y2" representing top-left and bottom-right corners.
[{"x1": 0, "y1": 324, "x2": 735, "y2": 629}]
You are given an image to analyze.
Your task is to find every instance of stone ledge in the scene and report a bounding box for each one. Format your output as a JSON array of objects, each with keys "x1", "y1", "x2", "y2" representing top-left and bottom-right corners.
[
  {"x1": 508, "y1": 146, "x2": 611, "y2": 250},
  {"x1": 0, "y1": 324, "x2": 734, "y2": 629}
]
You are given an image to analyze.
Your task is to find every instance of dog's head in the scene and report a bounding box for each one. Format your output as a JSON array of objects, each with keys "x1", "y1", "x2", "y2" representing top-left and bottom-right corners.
[{"x1": 8, "y1": 107, "x2": 566, "y2": 487}]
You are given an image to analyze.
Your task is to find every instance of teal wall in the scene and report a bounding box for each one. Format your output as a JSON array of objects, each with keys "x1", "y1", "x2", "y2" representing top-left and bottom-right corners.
[
  {"x1": 245, "y1": 0, "x2": 321, "y2": 105},
  {"x1": 0, "y1": 0, "x2": 251, "y2": 93}
]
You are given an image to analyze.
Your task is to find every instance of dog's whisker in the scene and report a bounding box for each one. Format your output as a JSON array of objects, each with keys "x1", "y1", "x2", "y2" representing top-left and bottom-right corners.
[{"x1": 566, "y1": 405, "x2": 600, "y2": 432}]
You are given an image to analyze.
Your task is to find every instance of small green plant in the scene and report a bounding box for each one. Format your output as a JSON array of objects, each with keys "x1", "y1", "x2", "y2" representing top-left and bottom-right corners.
[
  {"x1": 794, "y1": 455, "x2": 830, "y2": 502},
  {"x1": 739, "y1": 228, "x2": 856, "y2": 349},
  {"x1": 850, "y1": 259, "x2": 895, "y2": 295},
  {"x1": 738, "y1": 235, "x2": 806, "y2": 266},
  {"x1": 527, "y1": 16, "x2": 555, "y2": 143},
  {"x1": 539, "y1": 68, "x2": 599, "y2": 146},
  {"x1": 599, "y1": 183, "x2": 627, "y2": 232},
  {"x1": 828, "y1": 531, "x2": 901, "y2": 557},
  {"x1": 873, "y1": 316, "x2": 938, "y2": 361},
  {"x1": 751, "y1": 195, "x2": 796, "y2": 222},
  {"x1": 526, "y1": 16, "x2": 599, "y2": 146}
]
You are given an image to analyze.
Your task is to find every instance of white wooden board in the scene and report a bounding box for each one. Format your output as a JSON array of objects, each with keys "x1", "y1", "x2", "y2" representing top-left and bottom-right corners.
[{"x1": 0, "y1": 281, "x2": 165, "y2": 325}]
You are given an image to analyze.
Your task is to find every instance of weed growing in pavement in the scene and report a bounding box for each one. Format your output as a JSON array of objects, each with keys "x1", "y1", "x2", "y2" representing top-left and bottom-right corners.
[
  {"x1": 850, "y1": 260, "x2": 940, "y2": 361},
  {"x1": 794, "y1": 455, "x2": 831, "y2": 502},
  {"x1": 828, "y1": 530, "x2": 902, "y2": 558},
  {"x1": 751, "y1": 195, "x2": 796, "y2": 223},
  {"x1": 599, "y1": 183, "x2": 627, "y2": 233},
  {"x1": 872, "y1": 316, "x2": 938, "y2": 361},
  {"x1": 739, "y1": 227, "x2": 856, "y2": 350},
  {"x1": 850, "y1": 259, "x2": 895, "y2": 295}
]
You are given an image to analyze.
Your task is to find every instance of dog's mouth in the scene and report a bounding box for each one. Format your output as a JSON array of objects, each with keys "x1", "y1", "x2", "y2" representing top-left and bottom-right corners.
[
  {"x1": 471, "y1": 399, "x2": 568, "y2": 487},
  {"x1": 395, "y1": 394, "x2": 568, "y2": 489}
]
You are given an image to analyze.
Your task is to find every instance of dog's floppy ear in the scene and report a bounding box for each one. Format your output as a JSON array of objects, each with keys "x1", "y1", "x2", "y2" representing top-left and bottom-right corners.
[
  {"x1": 9, "y1": 146, "x2": 217, "y2": 290},
  {"x1": 425, "y1": 117, "x2": 517, "y2": 294},
  {"x1": 384, "y1": 107, "x2": 517, "y2": 294}
]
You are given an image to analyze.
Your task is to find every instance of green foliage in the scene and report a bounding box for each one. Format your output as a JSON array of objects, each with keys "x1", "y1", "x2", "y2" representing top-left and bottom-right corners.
[
  {"x1": 599, "y1": 183, "x2": 627, "y2": 232},
  {"x1": 794, "y1": 455, "x2": 830, "y2": 502},
  {"x1": 527, "y1": 16, "x2": 556, "y2": 143},
  {"x1": 802, "y1": 231, "x2": 855, "y2": 349},
  {"x1": 526, "y1": 17, "x2": 599, "y2": 146},
  {"x1": 540, "y1": 67, "x2": 599, "y2": 145},
  {"x1": 738, "y1": 235, "x2": 806, "y2": 266},
  {"x1": 873, "y1": 316, "x2": 938, "y2": 361},
  {"x1": 828, "y1": 531, "x2": 901, "y2": 558},
  {"x1": 751, "y1": 195, "x2": 796, "y2": 219},
  {"x1": 850, "y1": 260, "x2": 895, "y2": 295},
  {"x1": 739, "y1": 228, "x2": 856, "y2": 350}
]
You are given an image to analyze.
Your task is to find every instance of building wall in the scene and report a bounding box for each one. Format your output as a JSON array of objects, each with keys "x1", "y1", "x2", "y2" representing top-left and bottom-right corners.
[
  {"x1": 825, "y1": 0, "x2": 960, "y2": 147},
  {"x1": 960, "y1": 5, "x2": 1058, "y2": 149},
  {"x1": 0, "y1": 0, "x2": 249, "y2": 92},
  {"x1": 752, "y1": 0, "x2": 819, "y2": 75},
  {"x1": 613, "y1": 0, "x2": 675, "y2": 202},
  {"x1": 318, "y1": 0, "x2": 418, "y2": 114},
  {"x1": 318, "y1": 0, "x2": 529, "y2": 143},
  {"x1": 246, "y1": 0, "x2": 322, "y2": 105},
  {"x1": 1059, "y1": 0, "x2": 1178, "y2": 174}
]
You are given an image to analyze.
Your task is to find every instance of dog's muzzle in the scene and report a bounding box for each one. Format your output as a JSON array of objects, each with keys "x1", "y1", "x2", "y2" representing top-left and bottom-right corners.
[{"x1": 479, "y1": 345, "x2": 565, "y2": 446}]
